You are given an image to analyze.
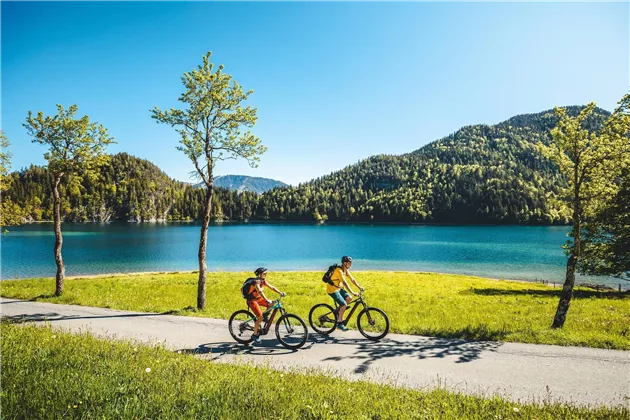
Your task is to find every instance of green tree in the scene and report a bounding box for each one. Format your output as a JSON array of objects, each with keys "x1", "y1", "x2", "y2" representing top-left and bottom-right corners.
[
  {"x1": 0, "y1": 130, "x2": 25, "y2": 228},
  {"x1": 151, "y1": 51, "x2": 266, "y2": 310},
  {"x1": 539, "y1": 95, "x2": 630, "y2": 329},
  {"x1": 579, "y1": 95, "x2": 630, "y2": 279},
  {"x1": 24, "y1": 105, "x2": 115, "y2": 296}
]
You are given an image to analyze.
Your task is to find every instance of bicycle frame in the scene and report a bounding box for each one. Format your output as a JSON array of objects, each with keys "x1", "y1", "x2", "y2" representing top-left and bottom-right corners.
[
  {"x1": 335, "y1": 294, "x2": 368, "y2": 324},
  {"x1": 252, "y1": 298, "x2": 287, "y2": 335}
]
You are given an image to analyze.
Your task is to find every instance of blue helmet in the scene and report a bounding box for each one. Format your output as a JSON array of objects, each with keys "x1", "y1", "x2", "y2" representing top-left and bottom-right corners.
[
  {"x1": 341, "y1": 256, "x2": 353, "y2": 263},
  {"x1": 254, "y1": 267, "x2": 268, "y2": 276}
]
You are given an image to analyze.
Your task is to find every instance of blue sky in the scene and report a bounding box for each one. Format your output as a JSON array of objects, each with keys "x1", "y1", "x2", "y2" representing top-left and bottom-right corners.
[{"x1": 1, "y1": 2, "x2": 628, "y2": 186}]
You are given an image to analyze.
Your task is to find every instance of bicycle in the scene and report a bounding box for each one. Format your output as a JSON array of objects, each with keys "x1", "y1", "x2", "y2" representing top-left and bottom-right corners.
[
  {"x1": 308, "y1": 291, "x2": 389, "y2": 341},
  {"x1": 228, "y1": 296, "x2": 308, "y2": 349}
]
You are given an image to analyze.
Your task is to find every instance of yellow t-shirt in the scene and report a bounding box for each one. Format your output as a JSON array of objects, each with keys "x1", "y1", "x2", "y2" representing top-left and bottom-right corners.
[{"x1": 326, "y1": 267, "x2": 345, "y2": 294}]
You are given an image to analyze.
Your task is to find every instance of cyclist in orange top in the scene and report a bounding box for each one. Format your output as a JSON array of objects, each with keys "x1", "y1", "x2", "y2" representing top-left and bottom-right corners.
[
  {"x1": 245, "y1": 267, "x2": 285, "y2": 343},
  {"x1": 327, "y1": 256, "x2": 364, "y2": 331}
]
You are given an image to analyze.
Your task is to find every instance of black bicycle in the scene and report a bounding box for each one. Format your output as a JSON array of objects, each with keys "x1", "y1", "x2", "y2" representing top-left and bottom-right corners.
[
  {"x1": 308, "y1": 291, "x2": 389, "y2": 341},
  {"x1": 228, "y1": 296, "x2": 308, "y2": 349}
]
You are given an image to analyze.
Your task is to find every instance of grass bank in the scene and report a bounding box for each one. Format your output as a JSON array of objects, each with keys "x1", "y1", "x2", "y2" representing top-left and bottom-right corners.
[
  {"x1": 2, "y1": 271, "x2": 629, "y2": 349},
  {"x1": 2, "y1": 322, "x2": 626, "y2": 419}
]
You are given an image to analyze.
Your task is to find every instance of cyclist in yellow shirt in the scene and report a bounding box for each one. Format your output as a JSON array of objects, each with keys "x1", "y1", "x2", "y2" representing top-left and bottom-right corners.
[{"x1": 327, "y1": 256, "x2": 364, "y2": 331}]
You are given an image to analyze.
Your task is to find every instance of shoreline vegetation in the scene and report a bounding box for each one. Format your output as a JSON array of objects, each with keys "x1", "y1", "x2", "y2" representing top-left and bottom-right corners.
[
  {"x1": 3, "y1": 322, "x2": 626, "y2": 419},
  {"x1": 2, "y1": 271, "x2": 628, "y2": 350},
  {"x1": 5, "y1": 268, "x2": 624, "y2": 293}
]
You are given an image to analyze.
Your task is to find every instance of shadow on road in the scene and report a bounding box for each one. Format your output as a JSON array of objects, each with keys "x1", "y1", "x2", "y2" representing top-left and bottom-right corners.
[
  {"x1": 179, "y1": 332, "x2": 500, "y2": 376},
  {"x1": 1, "y1": 312, "x2": 164, "y2": 323},
  {"x1": 179, "y1": 338, "x2": 314, "y2": 358},
  {"x1": 310, "y1": 334, "x2": 501, "y2": 374}
]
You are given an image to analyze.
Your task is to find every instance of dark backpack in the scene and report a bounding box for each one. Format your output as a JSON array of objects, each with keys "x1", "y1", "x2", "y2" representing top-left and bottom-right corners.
[
  {"x1": 322, "y1": 264, "x2": 340, "y2": 286},
  {"x1": 241, "y1": 278, "x2": 258, "y2": 300}
]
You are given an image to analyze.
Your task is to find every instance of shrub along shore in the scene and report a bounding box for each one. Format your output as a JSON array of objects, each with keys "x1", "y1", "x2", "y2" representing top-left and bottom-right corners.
[
  {"x1": 2, "y1": 271, "x2": 628, "y2": 349},
  {"x1": 2, "y1": 322, "x2": 627, "y2": 419}
]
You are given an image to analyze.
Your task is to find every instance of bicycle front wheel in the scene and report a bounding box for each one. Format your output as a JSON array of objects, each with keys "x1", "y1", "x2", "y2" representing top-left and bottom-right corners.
[
  {"x1": 229, "y1": 310, "x2": 256, "y2": 344},
  {"x1": 308, "y1": 303, "x2": 337, "y2": 335},
  {"x1": 357, "y1": 307, "x2": 389, "y2": 341},
  {"x1": 275, "y1": 314, "x2": 308, "y2": 349}
]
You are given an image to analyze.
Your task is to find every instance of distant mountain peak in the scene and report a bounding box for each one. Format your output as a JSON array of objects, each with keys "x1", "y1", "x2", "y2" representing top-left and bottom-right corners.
[{"x1": 212, "y1": 175, "x2": 288, "y2": 194}]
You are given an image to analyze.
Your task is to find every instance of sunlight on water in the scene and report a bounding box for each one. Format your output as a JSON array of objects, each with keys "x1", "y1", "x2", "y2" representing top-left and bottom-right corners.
[{"x1": 1, "y1": 223, "x2": 624, "y2": 289}]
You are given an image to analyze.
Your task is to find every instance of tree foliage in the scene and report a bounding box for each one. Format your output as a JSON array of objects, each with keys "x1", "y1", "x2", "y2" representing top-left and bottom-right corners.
[
  {"x1": 578, "y1": 94, "x2": 630, "y2": 278},
  {"x1": 0, "y1": 130, "x2": 25, "y2": 227},
  {"x1": 151, "y1": 51, "x2": 266, "y2": 310},
  {"x1": 23, "y1": 104, "x2": 115, "y2": 296},
  {"x1": 537, "y1": 94, "x2": 630, "y2": 328}
]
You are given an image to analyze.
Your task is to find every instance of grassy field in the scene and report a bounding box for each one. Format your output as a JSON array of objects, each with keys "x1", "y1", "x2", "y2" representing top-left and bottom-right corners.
[
  {"x1": 2, "y1": 271, "x2": 629, "y2": 349},
  {"x1": 2, "y1": 321, "x2": 626, "y2": 419}
]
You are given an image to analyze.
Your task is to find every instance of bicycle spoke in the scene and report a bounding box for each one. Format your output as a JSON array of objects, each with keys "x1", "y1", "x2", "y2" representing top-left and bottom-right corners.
[{"x1": 276, "y1": 314, "x2": 308, "y2": 349}]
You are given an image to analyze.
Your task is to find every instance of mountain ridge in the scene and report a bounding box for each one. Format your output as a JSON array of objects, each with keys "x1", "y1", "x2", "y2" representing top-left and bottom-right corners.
[{"x1": 6, "y1": 105, "x2": 609, "y2": 224}]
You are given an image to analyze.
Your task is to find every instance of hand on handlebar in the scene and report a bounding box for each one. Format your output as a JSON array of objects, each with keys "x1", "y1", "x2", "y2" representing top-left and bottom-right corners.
[
  {"x1": 280, "y1": 292, "x2": 286, "y2": 297},
  {"x1": 359, "y1": 287, "x2": 365, "y2": 292}
]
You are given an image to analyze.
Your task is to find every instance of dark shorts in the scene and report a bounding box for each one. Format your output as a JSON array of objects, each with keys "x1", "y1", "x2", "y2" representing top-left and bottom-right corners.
[{"x1": 329, "y1": 289, "x2": 351, "y2": 307}]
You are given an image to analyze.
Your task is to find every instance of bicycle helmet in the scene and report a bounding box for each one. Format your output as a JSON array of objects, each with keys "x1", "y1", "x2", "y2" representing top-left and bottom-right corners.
[
  {"x1": 254, "y1": 267, "x2": 268, "y2": 276},
  {"x1": 341, "y1": 256, "x2": 353, "y2": 263}
]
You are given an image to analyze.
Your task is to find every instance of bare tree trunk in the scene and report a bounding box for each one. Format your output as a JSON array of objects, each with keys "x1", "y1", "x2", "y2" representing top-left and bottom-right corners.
[
  {"x1": 53, "y1": 175, "x2": 65, "y2": 296},
  {"x1": 552, "y1": 199, "x2": 581, "y2": 329},
  {"x1": 197, "y1": 185, "x2": 213, "y2": 310}
]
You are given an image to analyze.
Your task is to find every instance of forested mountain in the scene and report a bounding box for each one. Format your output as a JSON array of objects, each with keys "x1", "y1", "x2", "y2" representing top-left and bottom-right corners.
[
  {"x1": 211, "y1": 175, "x2": 287, "y2": 193},
  {"x1": 6, "y1": 106, "x2": 609, "y2": 224},
  {"x1": 255, "y1": 106, "x2": 608, "y2": 223},
  {"x1": 6, "y1": 153, "x2": 259, "y2": 222}
]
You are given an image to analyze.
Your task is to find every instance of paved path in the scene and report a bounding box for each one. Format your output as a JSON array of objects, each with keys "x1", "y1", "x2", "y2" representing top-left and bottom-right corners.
[{"x1": 2, "y1": 298, "x2": 628, "y2": 408}]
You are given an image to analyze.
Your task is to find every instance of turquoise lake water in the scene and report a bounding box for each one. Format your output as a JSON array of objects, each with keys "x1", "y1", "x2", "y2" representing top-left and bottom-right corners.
[{"x1": 1, "y1": 223, "x2": 624, "y2": 289}]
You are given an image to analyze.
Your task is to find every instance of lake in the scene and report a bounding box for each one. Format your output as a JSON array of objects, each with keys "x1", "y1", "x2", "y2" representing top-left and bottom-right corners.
[{"x1": 1, "y1": 223, "x2": 624, "y2": 289}]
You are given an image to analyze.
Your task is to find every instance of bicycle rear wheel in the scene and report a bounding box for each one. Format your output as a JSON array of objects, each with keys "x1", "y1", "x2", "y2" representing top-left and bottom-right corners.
[
  {"x1": 228, "y1": 310, "x2": 256, "y2": 344},
  {"x1": 308, "y1": 303, "x2": 337, "y2": 335},
  {"x1": 357, "y1": 307, "x2": 389, "y2": 341},
  {"x1": 275, "y1": 314, "x2": 308, "y2": 349}
]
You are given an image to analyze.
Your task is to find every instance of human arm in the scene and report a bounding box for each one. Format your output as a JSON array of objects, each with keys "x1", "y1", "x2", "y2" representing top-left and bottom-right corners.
[
  {"x1": 340, "y1": 272, "x2": 358, "y2": 296},
  {"x1": 346, "y1": 270, "x2": 364, "y2": 292},
  {"x1": 265, "y1": 281, "x2": 285, "y2": 297},
  {"x1": 255, "y1": 282, "x2": 273, "y2": 304}
]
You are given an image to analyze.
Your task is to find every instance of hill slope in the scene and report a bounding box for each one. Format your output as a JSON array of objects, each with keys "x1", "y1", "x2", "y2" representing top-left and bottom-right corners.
[{"x1": 256, "y1": 106, "x2": 609, "y2": 223}]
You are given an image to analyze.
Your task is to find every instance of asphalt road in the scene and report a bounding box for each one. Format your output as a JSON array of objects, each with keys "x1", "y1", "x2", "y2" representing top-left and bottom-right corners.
[{"x1": 2, "y1": 298, "x2": 628, "y2": 408}]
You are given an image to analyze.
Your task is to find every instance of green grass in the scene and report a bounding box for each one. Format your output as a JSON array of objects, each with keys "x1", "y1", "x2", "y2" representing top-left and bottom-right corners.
[
  {"x1": 2, "y1": 322, "x2": 626, "y2": 419},
  {"x1": 2, "y1": 271, "x2": 629, "y2": 349}
]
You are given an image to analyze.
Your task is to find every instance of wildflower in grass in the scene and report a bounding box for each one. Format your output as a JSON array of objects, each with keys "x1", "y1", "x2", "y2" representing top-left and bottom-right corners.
[
  {"x1": 145, "y1": 367, "x2": 151, "y2": 373},
  {"x1": 133, "y1": 347, "x2": 137, "y2": 352},
  {"x1": 52, "y1": 335, "x2": 56, "y2": 339},
  {"x1": 514, "y1": 407, "x2": 520, "y2": 413}
]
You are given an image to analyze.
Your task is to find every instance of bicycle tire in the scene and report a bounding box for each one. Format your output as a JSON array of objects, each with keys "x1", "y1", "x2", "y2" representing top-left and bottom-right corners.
[
  {"x1": 228, "y1": 309, "x2": 256, "y2": 344},
  {"x1": 357, "y1": 307, "x2": 389, "y2": 341},
  {"x1": 275, "y1": 313, "x2": 308, "y2": 349},
  {"x1": 308, "y1": 303, "x2": 337, "y2": 335}
]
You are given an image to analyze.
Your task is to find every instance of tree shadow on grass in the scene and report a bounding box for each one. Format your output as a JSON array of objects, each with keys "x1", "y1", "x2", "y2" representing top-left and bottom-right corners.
[
  {"x1": 466, "y1": 288, "x2": 629, "y2": 300},
  {"x1": 29, "y1": 294, "x2": 58, "y2": 300},
  {"x1": 311, "y1": 333, "x2": 502, "y2": 374}
]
